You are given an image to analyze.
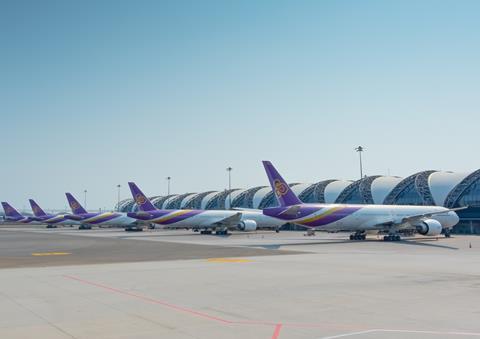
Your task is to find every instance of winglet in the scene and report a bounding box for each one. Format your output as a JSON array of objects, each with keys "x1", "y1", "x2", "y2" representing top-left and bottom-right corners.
[
  {"x1": 262, "y1": 161, "x2": 302, "y2": 207},
  {"x1": 65, "y1": 193, "x2": 88, "y2": 214},
  {"x1": 128, "y1": 182, "x2": 157, "y2": 212},
  {"x1": 29, "y1": 199, "x2": 47, "y2": 217}
]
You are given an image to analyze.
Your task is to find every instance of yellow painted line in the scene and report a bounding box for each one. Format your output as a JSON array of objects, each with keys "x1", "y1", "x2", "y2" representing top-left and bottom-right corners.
[
  {"x1": 207, "y1": 258, "x2": 252, "y2": 263},
  {"x1": 32, "y1": 252, "x2": 71, "y2": 256}
]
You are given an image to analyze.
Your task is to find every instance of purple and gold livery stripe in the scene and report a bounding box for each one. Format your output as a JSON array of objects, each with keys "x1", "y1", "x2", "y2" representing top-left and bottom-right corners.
[
  {"x1": 44, "y1": 215, "x2": 65, "y2": 223},
  {"x1": 153, "y1": 210, "x2": 204, "y2": 225},
  {"x1": 84, "y1": 212, "x2": 120, "y2": 224},
  {"x1": 297, "y1": 206, "x2": 362, "y2": 227}
]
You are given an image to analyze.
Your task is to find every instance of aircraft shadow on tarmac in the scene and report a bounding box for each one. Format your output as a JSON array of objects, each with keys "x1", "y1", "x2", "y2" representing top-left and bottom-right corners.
[{"x1": 252, "y1": 238, "x2": 459, "y2": 250}]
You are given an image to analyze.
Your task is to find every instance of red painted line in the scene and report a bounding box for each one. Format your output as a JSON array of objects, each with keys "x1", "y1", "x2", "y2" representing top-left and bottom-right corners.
[
  {"x1": 61, "y1": 275, "x2": 386, "y2": 339},
  {"x1": 63, "y1": 275, "x2": 232, "y2": 324},
  {"x1": 271, "y1": 323, "x2": 283, "y2": 339}
]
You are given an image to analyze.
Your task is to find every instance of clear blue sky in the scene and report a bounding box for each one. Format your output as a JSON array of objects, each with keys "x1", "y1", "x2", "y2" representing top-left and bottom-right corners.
[{"x1": 1, "y1": 0, "x2": 480, "y2": 211}]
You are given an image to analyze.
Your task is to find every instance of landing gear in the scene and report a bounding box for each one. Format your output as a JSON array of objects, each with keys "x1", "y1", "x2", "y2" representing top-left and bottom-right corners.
[
  {"x1": 46, "y1": 225, "x2": 57, "y2": 229},
  {"x1": 349, "y1": 233, "x2": 366, "y2": 240},
  {"x1": 275, "y1": 228, "x2": 280, "y2": 233},
  {"x1": 444, "y1": 229, "x2": 452, "y2": 238},
  {"x1": 305, "y1": 229, "x2": 316, "y2": 236},
  {"x1": 215, "y1": 229, "x2": 229, "y2": 235},
  {"x1": 125, "y1": 225, "x2": 143, "y2": 232},
  {"x1": 200, "y1": 230, "x2": 212, "y2": 235},
  {"x1": 383, "y1": 234, "x2": 401, "y2": 241},
  {"x1": 78, "y1": 224, "x2": 92, "y2": 230}
]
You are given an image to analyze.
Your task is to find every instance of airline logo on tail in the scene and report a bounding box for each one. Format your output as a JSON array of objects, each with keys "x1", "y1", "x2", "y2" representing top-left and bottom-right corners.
[
  {"x1": 32, "y1": 206, "x2": 41, "y2": 214},
  {"x1": 70, "y1": 200, "x2": 80, "y2": 210},
  {"x1": 135, "y1": 193, "x2": 147, "y2": 206},
  {"x1": 4, "y1": 205, "x2": 14, "y2": 214},
  {"x1": 274, "y1": 179, "x2": 289, "y2": 197}
]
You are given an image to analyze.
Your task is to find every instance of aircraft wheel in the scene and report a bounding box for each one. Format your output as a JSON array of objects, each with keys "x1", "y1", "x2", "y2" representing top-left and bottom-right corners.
[
  {"x1": 383, "y1": 235, "x2": 390, "y2": 241},
  {"x1": 361, "y1": 234, "x2": 366, "y2": 240},
  {"x1": 394, "y1": 235, "x2": 401, "y2": 241}
]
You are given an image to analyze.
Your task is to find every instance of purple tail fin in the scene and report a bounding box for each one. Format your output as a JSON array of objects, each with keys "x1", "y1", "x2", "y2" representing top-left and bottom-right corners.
[
  {"x1": 128, "y1": 182, "x2": 157, "y2": 212},
  {"x1": 65, "y1": 193, "x2": 88, "y2": 214},
  {"x1": 29, "y1": 199, "x2": 47, "y2": 217},
  {"x1": 262, "y1": 161, "x2": 302, "y2": 207},
  {"x1": 1, "y1": 202, "x2": 23, "y2": 218}
]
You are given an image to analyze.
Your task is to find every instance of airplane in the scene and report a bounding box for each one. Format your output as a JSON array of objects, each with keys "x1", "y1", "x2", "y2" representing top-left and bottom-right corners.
[
  {"x1": 127, "y1": 182, "x2": 283, "y2": 235},
  {"x1": 1, "y1": 202, "x2": 36, "y2": 224},
  {"x1": 64, "y1": 193, "x2": 138, "y2": 230},
  {"x1": 28, "y1": 199, "x2": 79, "y2": 228},
  {"x1": 261, "y1": 161, "x2": 462, "y2": 241}
]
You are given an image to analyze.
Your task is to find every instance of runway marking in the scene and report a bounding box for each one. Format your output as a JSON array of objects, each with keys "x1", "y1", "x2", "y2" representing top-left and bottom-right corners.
[
  {"x1": 271, "y1": 323, "x2": 283, "y2": 339},
  {"x1": 207, "y1": 258, "x2": 252, "y2": 263},
  {"x1": 319, "y1": 328, "x2": 480, "y2": 338},
  {"x1": 31, "y1": 252, "x2": 71, "y2": 256},
  {"x1": 64, "y1": 275, "x2": 480, "y2": 339}
]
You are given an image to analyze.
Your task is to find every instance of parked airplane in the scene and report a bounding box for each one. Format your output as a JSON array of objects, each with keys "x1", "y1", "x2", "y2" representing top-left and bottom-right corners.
[
  {"x1": 127, "y1": 182, "x2": 283, "y2": 234},
  {"x1": 28, "y1": 199, "x2": 78, "y2": 228},
  {"x1": 64, "y1": 193, "x2": 138, "y2": 230},
  {"x1": 261, "y1": 161, "x2": 462, "y2": 241},
  {"x1": 1, "y1": 202, "x2": 35, "y2": 224}
]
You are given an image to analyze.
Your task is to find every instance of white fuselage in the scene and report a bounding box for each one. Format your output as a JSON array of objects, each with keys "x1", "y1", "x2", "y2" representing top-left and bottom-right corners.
[
  {"x1": 80, "y1": 213, "x2": 137, "y2": 226},
  {"x1": 150, "y1": 209, "x2": 283, "y2": 230},
  {"x1": 267, "y1": 204, "x2": 459, "y2": 232}
]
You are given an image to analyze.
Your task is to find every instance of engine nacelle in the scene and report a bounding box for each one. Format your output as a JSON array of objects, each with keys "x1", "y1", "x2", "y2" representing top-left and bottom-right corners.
[
  {"x1": 237, "y1": 219, "x2": 257, "y2": 231},
  {"x1": 416, "y1": 219, "x2": 442, "y2": 236}
]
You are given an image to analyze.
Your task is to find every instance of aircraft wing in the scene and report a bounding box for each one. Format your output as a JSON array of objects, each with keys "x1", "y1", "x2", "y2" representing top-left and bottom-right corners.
[
  {"x1": 399, "y1": 206, "x2": 467, "y2": 224},
  {"x1": 232, "y1": 208, "x2": 261, "y2": 212},
  {"x1": 368, "y1": 206, "x2": 467, "y2": 230},
  {"x1": 212, "y1": 212, "x2": 242, "y2": 227}
]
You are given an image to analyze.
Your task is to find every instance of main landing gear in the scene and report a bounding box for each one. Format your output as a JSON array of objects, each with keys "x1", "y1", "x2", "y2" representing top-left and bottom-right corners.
[
  {"x1": 215, "y1": 229, "x2": 229, "y2": 235},
  {"x1": 349, "y1": 232, "x2": 366, "y2": 240},
  {"x1": 384, "y1": 234, "x2": 401, "y2": 241},
  {"x1": 200, "y1": 229, "x2": 212, "y2": 235},
  {"x1": 444, "y1": 229, "x2": 452, "y2": 238}
]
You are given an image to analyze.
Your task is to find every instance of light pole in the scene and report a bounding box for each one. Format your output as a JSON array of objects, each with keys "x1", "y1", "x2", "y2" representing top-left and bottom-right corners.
[
  {"x1": 355, "y1": 146, "x2": 365, "y2": 179},
  {"x1": 83, "y1": 189, "x2": 87, "y2": 210},
  {"x1": 117, "y1": 184, "x2": 121, "y2": 211},
  {"x1": 166, "y1": 177, "x2": 171, "y2": 195},
  {"x1": 226, "y1": 167, "x2": 232, "y2": 208}
]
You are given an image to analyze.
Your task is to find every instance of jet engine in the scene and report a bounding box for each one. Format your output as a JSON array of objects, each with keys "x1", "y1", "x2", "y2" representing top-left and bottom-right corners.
[
  {"x1": 416, "y1": 219, "x2": 442, "y2": 236},
  {"x1": 237, "y1": 220, "x2": 257, "y2": 231}
]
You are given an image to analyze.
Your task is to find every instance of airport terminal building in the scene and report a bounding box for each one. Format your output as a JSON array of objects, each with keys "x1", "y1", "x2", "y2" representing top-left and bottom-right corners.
[{"x1": 117, "y1": 169, "x2": 480, "y2": 234}]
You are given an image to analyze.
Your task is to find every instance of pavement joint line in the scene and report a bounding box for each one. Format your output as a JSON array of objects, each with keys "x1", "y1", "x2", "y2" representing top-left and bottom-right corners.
[
  {"x1": 32, "y1": 252, "x2": 71, "y2": 256},
  {"x1": 62, "y1": 274, "x2": 480, "y2": 339}
]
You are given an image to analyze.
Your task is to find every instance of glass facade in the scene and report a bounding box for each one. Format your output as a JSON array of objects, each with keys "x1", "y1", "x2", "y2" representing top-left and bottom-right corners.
[
  {"x1": 455, "y1": 181, "x2": 480, "y2": 207},
  {"x1": 392, "y1": 184, "x2": 424, "y2": 205},
  {"x1": 341, "y1": 190, "x2": 364, "y2": 204}
]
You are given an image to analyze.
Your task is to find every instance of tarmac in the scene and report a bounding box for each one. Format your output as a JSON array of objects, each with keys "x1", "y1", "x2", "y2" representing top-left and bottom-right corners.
[{"x1": 0, "y1": 224, "x2": 479, "y2": 338}]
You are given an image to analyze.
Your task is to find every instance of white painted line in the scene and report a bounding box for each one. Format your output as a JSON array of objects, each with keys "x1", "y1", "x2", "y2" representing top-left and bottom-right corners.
[{"x1": 319, "y1": 328, "x2": 480, "y2": 339}]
